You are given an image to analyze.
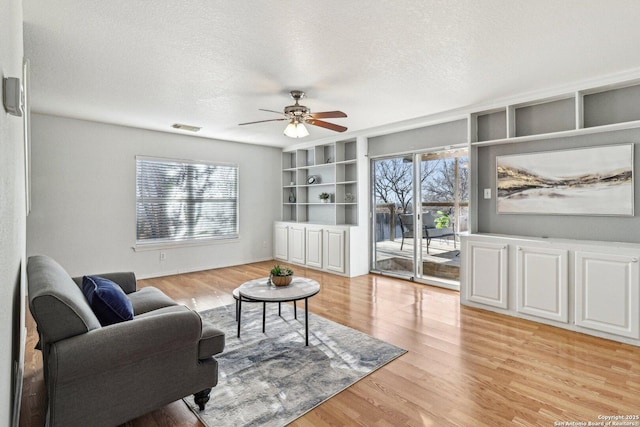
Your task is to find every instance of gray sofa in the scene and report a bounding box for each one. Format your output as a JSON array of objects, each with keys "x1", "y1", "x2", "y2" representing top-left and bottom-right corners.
[{"x1": 27, "y1": 255, "x2": 225, "y2": 427}]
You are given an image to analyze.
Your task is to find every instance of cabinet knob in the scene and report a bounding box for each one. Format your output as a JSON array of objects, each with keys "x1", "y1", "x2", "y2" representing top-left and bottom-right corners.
[
  {"x1": 517, "y1": 246, "x2": 522, "y2": 251},
  {"x1": 633, "y1": 258, "x2": 638, "y2": 263}
]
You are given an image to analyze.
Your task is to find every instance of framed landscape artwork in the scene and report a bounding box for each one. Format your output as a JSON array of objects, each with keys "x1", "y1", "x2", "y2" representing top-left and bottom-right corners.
[{"x1": 496, "y1": 144, "x2": 634, "y2": 215}]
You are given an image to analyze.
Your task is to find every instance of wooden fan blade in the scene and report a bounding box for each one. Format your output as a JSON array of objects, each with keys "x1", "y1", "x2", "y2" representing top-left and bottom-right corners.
[
  {"x1": 310, "y1": 111, "x2": 347, "y2": 119},
  {"x1": 238, "y1": 118, "x2": 286, "y2": 125},
  {"x1": 258, "y1": 109, "x2": 286, "y2": 115},
  {"x1": 306, "y1": 119, "x2": 347, "y2": 133}
]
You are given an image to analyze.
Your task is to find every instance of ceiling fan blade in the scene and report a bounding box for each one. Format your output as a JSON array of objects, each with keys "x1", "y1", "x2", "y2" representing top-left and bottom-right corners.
[
  {"x1": 306, "y1": 119, "x2": 348, "y2": 133},
  {"x1": 258, "y1": 109, "x2": 286, "y2": 115},
  {"x1": 238, "y1": 118, "x2": 287, "y2": 126},
  {"x1": 310, "y1": 111, "x2": 347, "y2": 119}
]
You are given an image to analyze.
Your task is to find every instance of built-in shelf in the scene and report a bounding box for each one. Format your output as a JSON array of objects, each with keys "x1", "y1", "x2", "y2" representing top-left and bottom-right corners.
[
  {"x1": 281, "y1": 139, "x2": 358, "y2": 225},
  {"x1": 471, "y1": 119, "x2": 640, "y2": 147},
  {"x1": 470, "y1": 81, "x2": 640, "y2": 147}
]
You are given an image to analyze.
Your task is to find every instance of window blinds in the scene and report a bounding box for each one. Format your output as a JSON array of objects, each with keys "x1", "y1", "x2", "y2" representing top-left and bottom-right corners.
[{"x1": 136, "y1": 157, "x2": 239, "y2": 244}]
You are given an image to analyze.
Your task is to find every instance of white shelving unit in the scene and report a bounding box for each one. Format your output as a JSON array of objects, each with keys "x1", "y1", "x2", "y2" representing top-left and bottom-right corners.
[
  {"x1": 469, "y1": 80, "x2": 640, "y2": 147},
  {"x1": 281, "y1": 139, "x2": 358, "y2": 225}
]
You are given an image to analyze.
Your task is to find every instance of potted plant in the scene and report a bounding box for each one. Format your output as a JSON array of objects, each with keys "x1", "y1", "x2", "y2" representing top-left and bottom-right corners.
[
  {"x1": 319, "y1": 192, "x2": 331, "y2": 203},
  {"x1": 270, "y1": 264, "x2": 294, "y2": 287},
  {"x1": 434, "y1": 210, "x2": 450, "y2": 229}
]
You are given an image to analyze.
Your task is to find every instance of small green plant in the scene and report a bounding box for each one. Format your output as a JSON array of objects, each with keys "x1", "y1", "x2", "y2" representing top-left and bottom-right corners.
[
  {"x1": 434, "y1": 210, "x2": 450, "y2": 229},
  {"x1": 270, "y1": 264, "x2": 293, "y2": 276},
  {"x1": 319, "y1": 192, "x2": 330, "y2": 201}
]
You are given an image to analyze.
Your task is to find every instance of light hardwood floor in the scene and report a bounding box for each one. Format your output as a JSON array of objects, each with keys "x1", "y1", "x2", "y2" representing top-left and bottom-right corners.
[{"x1": 21, "y1": 260, "x2": 640, "y2": 426}]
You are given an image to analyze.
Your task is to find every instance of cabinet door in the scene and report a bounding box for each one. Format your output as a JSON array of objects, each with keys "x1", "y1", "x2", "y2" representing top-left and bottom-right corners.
[
  {"x1": 274, "y1": 224, "x2": 289, "y2": 261},
  {"x1": 289, "y1": 226, "x2": 306, "y2": 265},
  {"x1": 516, "y1": 246, "x2": 568, "y2": 322},
  {"x1": 325, "y1": 228, "x2": 346, "y2": 274},
  {"x1": 465, "y1": 241, "x2": 508, "y2": 308},
  {"x1": 575, "y1": 251, "x2": 640, "y2": 339},
  {"x1": 306, "y1": 228, "x2": 323, "y2": 268}
]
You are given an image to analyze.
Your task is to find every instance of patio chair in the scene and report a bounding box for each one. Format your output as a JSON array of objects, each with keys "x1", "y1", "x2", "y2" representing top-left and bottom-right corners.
[
  {"x1": 398, "y1": 213, "x2": 427, "y2": 251},
  {"x1": 399, "y1": 212, "x2": 456, "y2": 254},
  {"x1": 422, "y1": 211, "x2": 456, "y2": 254}
]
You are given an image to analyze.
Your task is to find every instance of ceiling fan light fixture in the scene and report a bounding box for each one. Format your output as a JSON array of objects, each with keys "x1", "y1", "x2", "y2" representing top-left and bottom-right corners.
[
  {"x1": 240, "y1": 90, "x2": 347, "y2": 136},
  {"x1": 284, "y1": 120, "x2": 309, "y2": 138}
]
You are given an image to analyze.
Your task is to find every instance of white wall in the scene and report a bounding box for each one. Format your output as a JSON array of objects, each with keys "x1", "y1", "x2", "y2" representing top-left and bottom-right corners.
[
  {"x1": 27, "y1": 114, "x2": 281, "y2": 278},
  {"x1": 0, "y1": 0, "x2": 25, "y2": 424}
]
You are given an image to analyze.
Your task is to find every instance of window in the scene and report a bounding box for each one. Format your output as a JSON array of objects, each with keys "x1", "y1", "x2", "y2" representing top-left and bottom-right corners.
[{"x1": 136, "y1": 157, "x2": 239, "y2": 244}]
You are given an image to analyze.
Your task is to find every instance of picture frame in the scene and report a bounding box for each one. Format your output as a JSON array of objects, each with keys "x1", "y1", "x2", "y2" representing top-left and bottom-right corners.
[{"x1": 496, "y1": 144, "x2": 634, "y2": 216}]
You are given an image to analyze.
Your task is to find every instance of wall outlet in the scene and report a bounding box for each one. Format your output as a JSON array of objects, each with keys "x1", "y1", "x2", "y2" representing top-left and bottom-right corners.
[
  {"x1": 160, "y1": 252, "x2": 166, "y2": 261},
  {"x1": 484, "y1": 188, "x2": 491, "y2": 199}
]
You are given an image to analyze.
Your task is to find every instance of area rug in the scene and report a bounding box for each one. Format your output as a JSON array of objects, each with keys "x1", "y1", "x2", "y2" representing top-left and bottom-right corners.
[{"x1": 184, "y1": 303, "x2": 406, "y2": 427}]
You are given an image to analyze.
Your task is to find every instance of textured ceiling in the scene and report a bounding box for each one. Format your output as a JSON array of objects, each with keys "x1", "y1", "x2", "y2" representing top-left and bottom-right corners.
[{"x1": 23, "y1": 0, "x2": 640, "y2": 147}]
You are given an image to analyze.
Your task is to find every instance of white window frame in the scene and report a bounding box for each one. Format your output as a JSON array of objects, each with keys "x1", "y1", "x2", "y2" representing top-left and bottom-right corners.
[{"x1": 135, "y1": 156, "x2": 239, "y2": 247}]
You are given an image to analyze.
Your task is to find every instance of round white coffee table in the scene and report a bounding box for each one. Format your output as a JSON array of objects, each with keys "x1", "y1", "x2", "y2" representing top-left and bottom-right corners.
[{"x1": 235, "y1": 277, "x2": 320, "y2": 346}]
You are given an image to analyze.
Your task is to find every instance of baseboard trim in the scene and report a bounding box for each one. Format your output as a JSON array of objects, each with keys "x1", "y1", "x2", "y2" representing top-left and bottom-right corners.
[{"x1": 136, "y1": 257, "x2": 275, "y2": 280}]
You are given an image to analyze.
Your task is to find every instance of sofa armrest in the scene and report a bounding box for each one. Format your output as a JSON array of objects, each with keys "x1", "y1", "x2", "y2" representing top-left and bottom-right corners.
[
  {"x1": 50, "y1": 305, "x2": 203, "y2": 381},
  {"x1": 72, "y1": 271, "x2": 137, "y2": 294}
]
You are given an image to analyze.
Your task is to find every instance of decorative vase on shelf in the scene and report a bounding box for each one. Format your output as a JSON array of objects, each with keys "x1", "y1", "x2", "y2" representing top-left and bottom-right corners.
[
  {"x1": 288, "y1": 190, "x2": 296, "y2": 203},
  {"x1": 319, "y1": 192, "x2": 331, "y2": 203}
]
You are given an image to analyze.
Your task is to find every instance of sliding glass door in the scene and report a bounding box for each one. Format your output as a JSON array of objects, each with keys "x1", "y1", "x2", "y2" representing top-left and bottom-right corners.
[
  {"x1": 371, "y1": 147, "x2": 469, "y2": 288},
  {"x1": 372, "y1": 156, "x2": 415, "y2": 277},
  {"x1": 416, "y1": 149, "x2": 468, "y2": 285}
]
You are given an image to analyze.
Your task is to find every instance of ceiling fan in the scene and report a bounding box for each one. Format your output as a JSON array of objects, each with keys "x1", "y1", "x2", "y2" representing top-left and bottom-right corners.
[{"x1": 239, "y1": 90, "x2": 347, "y2": 138}]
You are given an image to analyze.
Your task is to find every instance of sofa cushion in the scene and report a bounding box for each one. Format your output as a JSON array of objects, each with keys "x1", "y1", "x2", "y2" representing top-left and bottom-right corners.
[
  {"x1": 127, "y1": 286, "x2": 178, "y2": 315},
  {"x1": 199, "y1": 321, "x2": 226, "y2": 359},
  {"x1": 82, "y1": 276, "x2": 134, "y2": 326}
]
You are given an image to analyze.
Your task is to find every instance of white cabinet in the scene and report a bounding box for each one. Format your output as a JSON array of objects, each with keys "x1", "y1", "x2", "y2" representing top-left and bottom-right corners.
[
  {"x1": 464, "y1": 240, "x2": 508, "y2": 309},
  {"x1": 288, "y1": 225, "x2": 306, "y2": 265},
  {"x1": 306, "y1": 227, "x2": 323, "y2": 268},
  {"x1": 516, "y1": 245, "x2": 568, "y2": 323},
  {"x1": 274, "y1": 223, "x2": 289, "y2": 261},
  {"x1": 462, "y1": 234, "x2": 640, "y2": 346},
  {"x1": 325, "y1": 228, "x2": 346, "y2": 274},
  {"x1": 575, "y1": 251, "x2": 640, "y2": 339},
  {"x1": 274, "y1": 222, "x2": 350, "y2": 276}
]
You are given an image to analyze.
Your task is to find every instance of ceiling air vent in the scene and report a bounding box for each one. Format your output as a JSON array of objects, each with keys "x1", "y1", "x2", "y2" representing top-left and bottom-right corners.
[{"x1": 172, "y1": 123, "x2": 201, "y2": 132}]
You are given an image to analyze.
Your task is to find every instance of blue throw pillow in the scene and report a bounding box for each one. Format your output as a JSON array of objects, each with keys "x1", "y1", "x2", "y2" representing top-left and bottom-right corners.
[{"x1": 82, "y1": 275, "x2": 134, "y2": 326}]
